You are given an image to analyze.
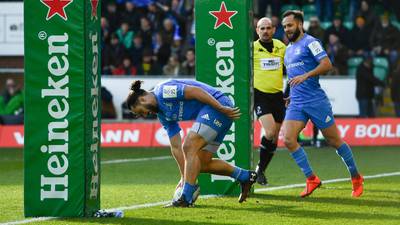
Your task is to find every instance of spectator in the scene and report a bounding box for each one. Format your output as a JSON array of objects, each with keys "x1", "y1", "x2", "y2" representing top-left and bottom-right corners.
[
  {"x1": 315, "y1": 0, "x2": 333, "y2": 22},
  {"x1": 271, "y1": 15, "x2": 285, "y2": 41},
  {"x1": 168, "y1": 0, "x2": 191, "y2": 39},
  {"x1": 392, "y1": 0, "x2": 400, "y2": 20},
  {"x1": 147, "y1": 2, "x2": 166, "y2": 32},
  {"x1": 170, "y1": 0, "x2": 185, "y2": 15},
  {"x1": 128, "y1": 34, "x2": 145, "y2": 66},
  {"x1": 137, "y1": 17, "x2": 154, "y2": 49},
  {"x1": 179, "y1": 48, "x2": 195, "y2": 76},
  {"x1": 160, "y1": 18, "x2": 175, "y2": 46},
  {"x1": 137, "y1": 49, "x2": 162, "y2": 75},
  {"x1": 370, "y1": 14, "x2": 400, "y2": 65},
  {"x1": 391, "y1": 60, "x2": 400, "y2": 117},
  {"x1": 120, "y1": 1, "x2": 142, "y2": 32},
  {"x1": 187, "y1": 11, "x2": 196, "y2": 46},
  {"x1": 307, "y1": 16, "x2": 325, "y2": 42},
  {"x1": 171, "y1": 33, "x2": 183, "y2": 58},
  {"x1": 102, "y1": 34, "x2": 127, "y2": 75},
  {"x1": 0, "y1": 79, "x2": 24, "y2": 125},
  {"x1": 163, "y1": 54, "x2": 181, "y2": 76},
  {"x1": 348, "y1": 0, "x2": 359, "y2": 22},
  {"x1": 116, "y1": 22, "x2": 134, "y2": 49},
  {"x1": 324, "y1": 16, "x2": 350, "y2": 47},
  {"x1": 104, "y1": 2, "x2": 120, "y2": 33},
  {"x1": 112, "y1": 57, "x2": 138, "y2": 75},
  {"x1": 154, "y1": 32, "x2": 172, "y2": 67},
  {"x1": 348, "y1": 16, "x2": 371, "y2": 57},
  {"x1": 257, "y1": 0, "x2": 281, "y2": 17},
  {"x1": 132, "y1": 0, "x2": 153, "y2": 8},
  {"x1": 355, "y1": 56, "x2": 385, "y2": 117},
  {"x1": 325, "y1": 33, "x2": 348, "y2": 75},
  {"x1": 101, "y1": 17, "x2": 110, "y2": 49},
  {"x1": 357, "y1": 0, "x2": 378, "y2": 30},
  {"x1": 101, "y1": 87, "x2": 117, "y2": 119}
]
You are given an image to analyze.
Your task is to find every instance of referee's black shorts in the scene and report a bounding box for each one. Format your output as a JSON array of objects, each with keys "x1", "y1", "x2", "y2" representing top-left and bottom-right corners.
[{"x1": 254, "y1": 88, "x2": 286, "y2": 123}]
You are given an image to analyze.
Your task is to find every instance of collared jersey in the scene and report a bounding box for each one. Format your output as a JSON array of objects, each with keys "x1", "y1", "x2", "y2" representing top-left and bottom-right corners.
[
  {"x1": 153, "y1": 79, "x2": 225, "y2": 137},
  {"x1": 253, "y1": 39, "x2": 286, "y2": 93},
  {"x1": 284, "y1": 33, "x2": 329, "y2": 104}
]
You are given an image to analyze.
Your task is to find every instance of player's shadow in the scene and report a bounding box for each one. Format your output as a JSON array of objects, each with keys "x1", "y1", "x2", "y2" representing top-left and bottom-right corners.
[
  {"x1": 253, "y1": 193, "x2": 400, "y2": 209},
  {"x1": 202, "y1": 195, "x2": 400, "y2": 221},
  {"x1": 57, "y1": 217, "x2": 240, "y2": 225},
  {"x1": 210, "y1": 193, "x2": 399, "y2": 221},
  {"x1": 324, "y1": 185, "x2": 400, "y2": 195}
]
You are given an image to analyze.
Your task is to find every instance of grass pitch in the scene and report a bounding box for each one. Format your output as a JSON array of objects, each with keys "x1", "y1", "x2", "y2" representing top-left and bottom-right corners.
[{"x1": 1, "y1": 146, "x2": 399, "y2": 225}]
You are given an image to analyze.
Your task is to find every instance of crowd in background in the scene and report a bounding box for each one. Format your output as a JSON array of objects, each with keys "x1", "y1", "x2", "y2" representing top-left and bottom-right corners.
[
  {"x1": 256, "y1": 0, "x2": 400, "y2": 76},
  {"x1": 0, "y1": 79, "x2": 24, "y2": 124},
  {"x1": 2, "y1": 0, "x2": 400, "y2": 122},
  {"x1": 99, "y1": 0, "x2": 400, "y2": 119},
  {"x1": 101, "y1": 0, "x2": 196, "y2": 76},
  {"x1": 101, "y1": 0, "x2": 400, "y2": 77}
]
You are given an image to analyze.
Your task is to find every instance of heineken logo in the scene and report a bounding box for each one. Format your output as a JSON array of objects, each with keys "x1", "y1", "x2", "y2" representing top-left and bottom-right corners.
[
  {"x1": 90, "y1": 0, "x2": 99, "y2": 20},
  {"x1": 209, "y1": 1, "x2": 238, "y2": 29},
  {"x1": 89, "y1": 31, "x2": 100, "y2": 199},
  {"x1": 40, "y1": 33, "x2": 71, "y2": 201},
  {"x1": 211, "y1": 39, "x2": 236, "y2": 182},
  {"x1": 41, "y1": 0, "x2": 73, "y2": 21}
]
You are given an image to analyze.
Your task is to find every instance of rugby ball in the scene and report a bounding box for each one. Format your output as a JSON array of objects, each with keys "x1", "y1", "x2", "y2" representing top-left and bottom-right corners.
[{"x1": 172, "y1": 181, "x2": 200, "y2": 203}]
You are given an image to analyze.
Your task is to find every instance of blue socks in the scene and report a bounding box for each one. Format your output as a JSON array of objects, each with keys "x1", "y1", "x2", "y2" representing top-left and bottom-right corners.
[
  {"x1": 291, "y1": 147, "x2": 314, "y2": 178},
  {"x1": 182, "y1": 182, "x2": 197, "y2": 203},
  {"x1": 336, "y1": 143, "x2": 359, "y2": 177},
  {"x1": 230, "y1": 167, "x2": 250, "y2": 183}
]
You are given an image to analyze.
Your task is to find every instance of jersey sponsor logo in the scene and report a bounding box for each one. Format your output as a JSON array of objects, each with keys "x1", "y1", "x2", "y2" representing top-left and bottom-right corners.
[
  {"x1": 164, "y1": 102, "x2": 173, "y2": 110},
  {"x1": 308, "y1": 41, "x2": 323, "y2": 56},
  {"x1": 325, "y1": 115, "x2": 332, "y2": 123},
  {"x1": 286, "y1": 61, "x2": 304, "y2": 69},
  {"x1": 213, "y1": 119, "x2": 222, "y2": 128},
  {"x1": 178, "y1": 101, "x2": 184, "y2": 120},
  {"x1": 201, "y1": 114, "x2": 210, "y2": 120},
  {"x1": 162, "y1": 85, "x2": 177, "y2": 98},
  {"x1": 260, "y1": 57, "x2": 280, "y2": 71}
]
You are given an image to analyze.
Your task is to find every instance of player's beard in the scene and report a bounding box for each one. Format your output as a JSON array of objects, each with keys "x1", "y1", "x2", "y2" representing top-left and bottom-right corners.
[
  {"x1": 286, "y1": 27, "x2": 301, "y2": 42},
  {"x1": 144, "y1": 103, "x2": 159, "y2": 114}
]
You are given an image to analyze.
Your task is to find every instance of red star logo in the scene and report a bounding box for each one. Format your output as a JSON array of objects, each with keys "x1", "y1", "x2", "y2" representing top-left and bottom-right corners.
[
  {"x1": 90, "y1": 0, "x2": 99, "y2": 20},
  {"x1": 209, "y1": 1, "x2": 238, "y2": 29},
  {"x1": 41, "y1": 0, "x2": 73, "y2": 21}
]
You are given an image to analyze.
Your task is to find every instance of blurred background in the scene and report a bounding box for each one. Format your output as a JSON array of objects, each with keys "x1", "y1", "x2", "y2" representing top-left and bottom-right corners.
[{"x1": 0, "y1": 0, "x2": 399, "y2": 147}]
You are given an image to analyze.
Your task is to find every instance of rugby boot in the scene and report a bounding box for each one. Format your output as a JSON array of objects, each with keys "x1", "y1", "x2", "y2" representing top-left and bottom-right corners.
[
  {"x1": 255, "y1": 166, "x2": 268, "y2": 186},
  {"x1": 238, "y1": 171, "x2": 257, "y2": 203},
  {"x1": 300, "y1": 175, "x2": 321, "y2": 197},
  {"x1": 351, "y1": 174, "x2": 364, "y2": 197}
]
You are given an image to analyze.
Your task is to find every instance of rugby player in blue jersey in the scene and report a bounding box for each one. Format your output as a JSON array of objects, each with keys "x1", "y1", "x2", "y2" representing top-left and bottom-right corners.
[
  {"x1": 126, "y1": 80, "x2": 257, "y2": 207},
  {"x1": 281, "y1": 10, "x2": 363, "y2": 198}
]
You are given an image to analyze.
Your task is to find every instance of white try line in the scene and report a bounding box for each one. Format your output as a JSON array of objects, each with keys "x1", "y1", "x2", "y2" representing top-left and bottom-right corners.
[{"x1": 3, "y1": 171, "x2": 400, "y2": 225}]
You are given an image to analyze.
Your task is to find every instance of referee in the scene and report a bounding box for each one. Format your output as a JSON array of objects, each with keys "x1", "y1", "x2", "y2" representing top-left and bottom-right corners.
[{"x1": 253, "y1": 17, "x2": 287, "y2": 185}]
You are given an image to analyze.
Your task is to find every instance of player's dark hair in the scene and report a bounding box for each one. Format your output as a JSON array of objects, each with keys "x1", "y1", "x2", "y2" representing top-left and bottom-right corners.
[
  {"x1": 282, "y1": 10, "x2": 304, "y2": 24},
  {"x1": 126, "y1": 80, "x2": 146, "y2": 110}
]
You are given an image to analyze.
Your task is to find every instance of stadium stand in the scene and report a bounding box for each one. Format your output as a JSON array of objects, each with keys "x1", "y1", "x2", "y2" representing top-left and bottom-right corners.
[
  {"x1": 1, "y1": 0, "x2": 400, "y2": 118},
  {"x1": 373, "y1": 57, "x2": 389, "y2": 81}
]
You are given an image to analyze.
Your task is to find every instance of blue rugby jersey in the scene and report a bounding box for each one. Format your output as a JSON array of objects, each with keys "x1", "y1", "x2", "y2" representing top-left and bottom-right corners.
[
  {"x1": 284, "y1": 33, "x2": 329, "y2": 105},
  {"x1": 153, "y1": 79, "x2": 225, "y2": 137}
]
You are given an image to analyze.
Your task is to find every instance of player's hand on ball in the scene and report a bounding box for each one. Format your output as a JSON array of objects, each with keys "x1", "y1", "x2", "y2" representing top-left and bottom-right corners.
[
  {"x1": 289, "y1": 74, "x2": 309, "y2": 86},
  {"x1": 221, "y1": 106, "x2": 241, "y2": 120}
]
